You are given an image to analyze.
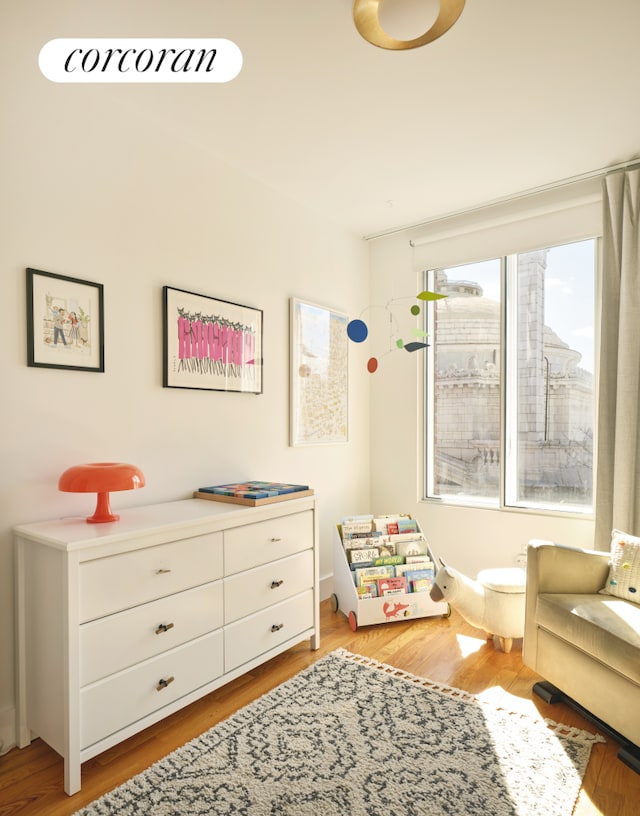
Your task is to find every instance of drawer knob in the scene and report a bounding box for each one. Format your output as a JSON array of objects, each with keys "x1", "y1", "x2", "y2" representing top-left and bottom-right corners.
[
  {"x1": 270, "y1": 537, "x2": 282, "y2": 543},
  {"x1": 270, "y1": 580, "x2": 284, "y2": 589},
  {"x1": 156, "y1": 676, "x2": 175, "y2": 691},
  {"x1": 270, "y1": 623, "x2": 284, "y2": 633},
  {"x1": 156, "y1": 568, "x2": 172, "y2": 575},
  {"x1": 155, "y1": 622, "x2": 175, "y2": 635}
]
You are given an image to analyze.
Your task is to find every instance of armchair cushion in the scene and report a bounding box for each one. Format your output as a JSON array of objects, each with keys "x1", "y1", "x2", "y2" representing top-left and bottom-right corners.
[
  {"x1": 600, "y1": 529, "x2": 640, "y2": 605},
  {"x1": 537, "y1": 592, "x2": 640, "y2": 684}
]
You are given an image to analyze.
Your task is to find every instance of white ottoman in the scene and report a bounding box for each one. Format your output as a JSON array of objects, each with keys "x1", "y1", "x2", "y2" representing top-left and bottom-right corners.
[{"x1": 477, "y1": 567, "x2": 527, "y2": 653}]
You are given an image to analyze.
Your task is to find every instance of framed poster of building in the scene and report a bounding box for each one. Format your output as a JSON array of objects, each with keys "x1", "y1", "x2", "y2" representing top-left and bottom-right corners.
[{"x1": 290, "y1": 298, "x2": 348, "y2": 446}]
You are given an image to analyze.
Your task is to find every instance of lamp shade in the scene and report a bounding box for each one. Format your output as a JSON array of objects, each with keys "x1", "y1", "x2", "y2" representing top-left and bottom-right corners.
[
  {"x1": 59, "y1": 462, "x2": 146, "y2": 523},
  {"x1": 353, "y1": 0, "x2": 465, "y2": 51}
]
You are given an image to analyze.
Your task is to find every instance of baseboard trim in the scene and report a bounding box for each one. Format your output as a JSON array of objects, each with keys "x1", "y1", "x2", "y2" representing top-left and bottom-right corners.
[
  {"x1": 319, "y1": 572, "x2": 333, "y2": 602},
  {"x1": 0, "y1": 705, "x2": 15, "y2": 756}
]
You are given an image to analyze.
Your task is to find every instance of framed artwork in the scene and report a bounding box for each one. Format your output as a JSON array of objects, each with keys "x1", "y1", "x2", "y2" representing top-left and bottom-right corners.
[
  {"x1": 26, "y1": 267, "x2": 104, "y2": 372},
  {"x1": 290, "y1": 297, "x2": 348, "y2": 446},
  {"x1": 163, "y1": 285, "x2": 263, "y2": 393}
]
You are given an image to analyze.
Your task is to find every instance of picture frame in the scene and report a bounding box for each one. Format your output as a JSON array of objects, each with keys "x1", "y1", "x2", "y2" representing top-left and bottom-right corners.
[
  {"x1": 290, "y1": 297, "x2": 348, "y2": 446},
  {"x1": 26, "y1": 267, "x2": 104, "y2": 372},
  {"x1": 163, "y1": 285, "x2": 263, "y2": 393}
]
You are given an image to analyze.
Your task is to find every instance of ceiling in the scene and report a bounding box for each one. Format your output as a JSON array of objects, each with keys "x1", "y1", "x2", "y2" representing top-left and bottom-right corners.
[{"x1": 25, "y1": 1, "x2": 640, "y2": 237}]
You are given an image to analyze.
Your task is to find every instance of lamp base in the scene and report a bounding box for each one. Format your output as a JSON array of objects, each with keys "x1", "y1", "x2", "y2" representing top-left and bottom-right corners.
[{"x1": 87, "y1": 492, "x2": 120, "y2": 524}]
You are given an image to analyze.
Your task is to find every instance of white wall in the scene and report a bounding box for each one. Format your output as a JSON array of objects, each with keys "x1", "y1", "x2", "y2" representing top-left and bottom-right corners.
[
  {"x1": 0, "y1": 0, "x2": 603, "y2": 762},
  {"x1": 0, "y1": 28, "x2": 371, "y2": 752},
  {"x1": 368, "y1": 230, "x2": 596, "y2": 576}
]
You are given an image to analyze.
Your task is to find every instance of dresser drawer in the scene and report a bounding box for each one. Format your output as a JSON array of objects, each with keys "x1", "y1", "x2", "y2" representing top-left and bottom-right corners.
[
  {"x1": 80, "y1": 580, "x2": 223, "y2": 685},
  {"x1": 79, "y1": 532, "x2": 223, "y2": 622},
  {"x1": 224, "y1": 590, "x2": 314, "y2": 672},
  {"x1": 81, "y1": 629, "x2": 223, "y2": 749},
  {"x1": 224, "y1": 550, "x2": 313, "y2": 623},
  {"x1": 224, "y1": 511, "x2": 313, "y2": 575}
]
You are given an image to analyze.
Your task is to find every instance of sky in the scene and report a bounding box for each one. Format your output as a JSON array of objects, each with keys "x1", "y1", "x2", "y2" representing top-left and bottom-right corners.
[{"x1": 441, "y1": 239, "x2": 596, "y2": 373}]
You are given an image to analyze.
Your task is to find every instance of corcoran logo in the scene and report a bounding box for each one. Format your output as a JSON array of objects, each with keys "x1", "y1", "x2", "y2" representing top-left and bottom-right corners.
[{"x1": 39, "y1": 38, "x2": 242, "y2": 83}]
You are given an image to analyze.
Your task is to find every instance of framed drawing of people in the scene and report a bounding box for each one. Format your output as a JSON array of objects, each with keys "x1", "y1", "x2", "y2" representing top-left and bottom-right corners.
[{"x1": 26, "y1": 267, "x2": 104, "y2": 372}]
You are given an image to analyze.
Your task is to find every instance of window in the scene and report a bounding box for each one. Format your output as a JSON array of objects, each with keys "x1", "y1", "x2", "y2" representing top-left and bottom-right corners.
[{"x1": 425, "y1": 239, "x2": 596, "y2": 513}]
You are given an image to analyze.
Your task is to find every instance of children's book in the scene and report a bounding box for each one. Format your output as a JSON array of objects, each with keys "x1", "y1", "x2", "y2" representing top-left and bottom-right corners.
[
  {"x1": 343, "y1": 532, "x2": 385, "y2": 549},
  {"x1": 196, "y1": 481, "x2": 313, "y2": 506},
  {"x1": 405, "y1": 555, "x2": 433, "y2": 565},
  {"x1": 377, "y1": 576, "x2": 408, "y2": 596},
  {"x1": 341, "y1": 518, "x2": 375, "y2": 537},
  {"x1": 353, "y1": 565, "x2": 395, "y2": 587},
  {"x1": 373, "y1": 515, "x2": 413, "y2": 534},
  {"x1": 372, "y1": 555, "x2": 404, "y2": 567},
  {"x1": 348, "y1": 547, "x2": 380, "y2": 565},
  {"x1": 404, "y1": 568, "x2": 435, "y2": 592},
  {"x1": 396, "y1": 538, "x2": 429, "y2": 557},
  {"x1": 397, "y1": 519, "x2": 419, "y2": 534},
  {"x1": 411, "y1": 578, "x2": 434, "y2": 593}
]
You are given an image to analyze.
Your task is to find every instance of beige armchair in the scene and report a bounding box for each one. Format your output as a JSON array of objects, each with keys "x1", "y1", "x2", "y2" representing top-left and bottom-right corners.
[{"x1": 523, "y1": 539, "x2": 640, "y2": 773}]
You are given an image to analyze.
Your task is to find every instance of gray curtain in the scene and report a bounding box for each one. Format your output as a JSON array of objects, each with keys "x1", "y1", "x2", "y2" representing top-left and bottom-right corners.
[{"x1": 595, "y1": 168, "x2": 640, "y2": 549}]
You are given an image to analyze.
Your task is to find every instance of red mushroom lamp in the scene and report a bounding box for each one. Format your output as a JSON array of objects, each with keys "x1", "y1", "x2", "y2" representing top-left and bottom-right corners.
[{"x1": 58, "y1": 462, "x2": 146, "y2": 523}]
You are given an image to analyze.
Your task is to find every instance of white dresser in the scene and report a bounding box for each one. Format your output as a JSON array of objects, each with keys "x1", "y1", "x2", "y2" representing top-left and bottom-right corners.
[{"x1": 14, "y1": 496, "x2": 319, "y2": 795}]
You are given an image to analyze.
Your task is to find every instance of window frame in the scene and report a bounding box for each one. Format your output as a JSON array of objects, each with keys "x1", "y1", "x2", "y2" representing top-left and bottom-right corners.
[{"x1": 422, "y1": 238, "x2": 599, "y2": 518}]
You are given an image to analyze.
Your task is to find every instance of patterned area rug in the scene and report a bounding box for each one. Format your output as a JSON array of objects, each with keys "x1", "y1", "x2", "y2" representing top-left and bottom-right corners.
[{"x1": 74, "y1": 649, "x2": 604, "y2": 816}]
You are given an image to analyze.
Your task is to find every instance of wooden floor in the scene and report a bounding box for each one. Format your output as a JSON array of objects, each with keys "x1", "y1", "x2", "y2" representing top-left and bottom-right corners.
[{"x1": 1, "y1": 600, "x2": 638, "y2": 815}]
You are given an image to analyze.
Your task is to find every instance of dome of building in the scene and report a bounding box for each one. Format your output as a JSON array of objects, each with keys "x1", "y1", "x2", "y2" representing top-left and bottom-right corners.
[{"x1": 437, "y1": 294, "x2": 500, "y2": 321}]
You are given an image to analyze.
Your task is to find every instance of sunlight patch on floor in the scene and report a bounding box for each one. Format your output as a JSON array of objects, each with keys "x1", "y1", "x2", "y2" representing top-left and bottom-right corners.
[
  {"x1": 455, "y1": 633, "x2": 486, "y2": 657},
  {"x1": 475, "y1": 684, "x2": 543, "y2": 720}
]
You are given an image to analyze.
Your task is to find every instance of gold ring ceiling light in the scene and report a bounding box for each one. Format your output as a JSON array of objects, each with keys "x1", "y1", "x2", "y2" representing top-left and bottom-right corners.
[{"x1": 353, "y1": 0, "x2": 465, "y2": 50}]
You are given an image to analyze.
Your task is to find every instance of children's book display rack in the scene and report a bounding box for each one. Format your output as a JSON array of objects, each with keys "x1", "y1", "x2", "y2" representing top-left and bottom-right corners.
[{"x1": 332, "y1": 514, "x2": 449, "y2": 630}]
